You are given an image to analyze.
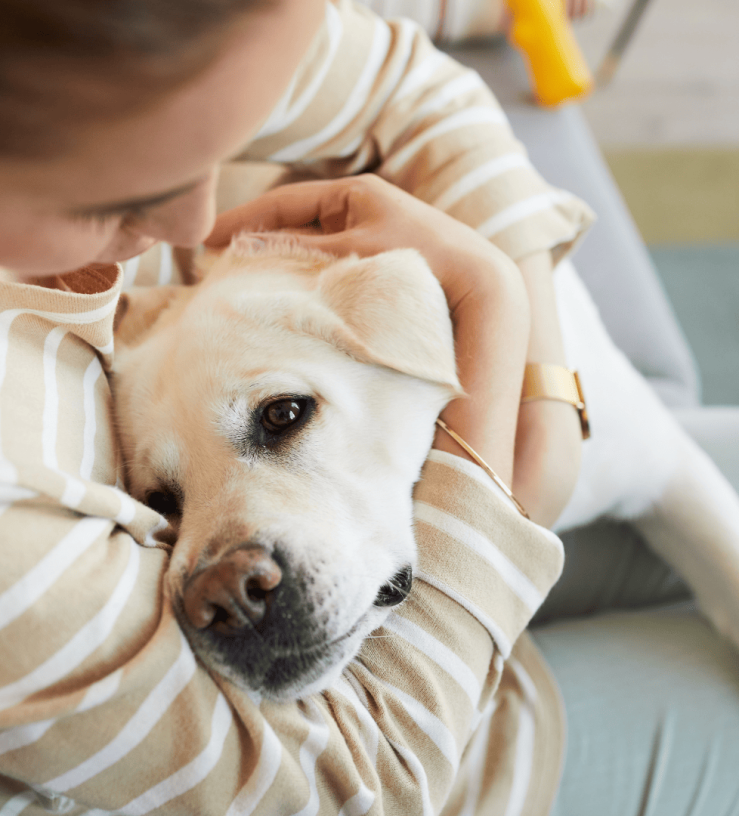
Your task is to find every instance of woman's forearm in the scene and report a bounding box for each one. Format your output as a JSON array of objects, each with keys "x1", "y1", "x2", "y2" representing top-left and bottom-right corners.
[
  {"x1": 435, "y1": 254, "x2": 530, "y2": 488},
  {"x1": 512, "y1": 251, "x2": 582, "y2": 527}
]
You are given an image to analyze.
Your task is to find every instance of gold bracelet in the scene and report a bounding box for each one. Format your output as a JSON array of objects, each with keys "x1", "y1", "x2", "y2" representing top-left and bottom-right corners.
[
  {"x1": 435, "y1": 418, "x2": 529, "y2": 519},
  {"x1": 521, "y1": 363, "x2": 590, "y2": 440}
]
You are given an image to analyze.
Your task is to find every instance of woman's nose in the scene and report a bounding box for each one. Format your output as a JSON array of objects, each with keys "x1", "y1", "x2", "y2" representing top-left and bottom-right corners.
[{"x1": 127, "y1": 170, "x2": 218, "y2": 247}]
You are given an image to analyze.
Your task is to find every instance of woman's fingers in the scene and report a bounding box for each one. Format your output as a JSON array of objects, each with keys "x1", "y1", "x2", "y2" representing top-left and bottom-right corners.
[
  {"x1": 205, "y1": 178, "x2": 358, "y2": 248},
  {"x1": 280, "y1": 230, "x2": 360, "y2": 256},
  {"x1": 204, "y1": 174, "x2": 520, "y2": 314}
]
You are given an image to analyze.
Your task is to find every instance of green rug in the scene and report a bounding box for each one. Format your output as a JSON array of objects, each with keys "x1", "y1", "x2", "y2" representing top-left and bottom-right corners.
[
  {"x1": 605, "y1": 149, "x2": 739, "y2": 245},
  {"x1": 649, "y1": 243, "x2": 739, "y2": 405}
]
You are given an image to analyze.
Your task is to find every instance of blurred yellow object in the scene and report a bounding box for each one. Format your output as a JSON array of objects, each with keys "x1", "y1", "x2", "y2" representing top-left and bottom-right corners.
[{"x1": 507, "y1": 0, "x2": 594, "y2": 105}]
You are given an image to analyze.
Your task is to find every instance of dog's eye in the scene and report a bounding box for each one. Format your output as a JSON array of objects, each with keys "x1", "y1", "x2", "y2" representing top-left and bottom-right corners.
[
  {"x1": 261, "y1": 398, "x2": 307, "y2": 434},
  {"x1": 374, "y1": 565, "x2": 413, "y2": 608},
  {"x1": 145, "y1": 489, "x2": 180, "y2": 517}
]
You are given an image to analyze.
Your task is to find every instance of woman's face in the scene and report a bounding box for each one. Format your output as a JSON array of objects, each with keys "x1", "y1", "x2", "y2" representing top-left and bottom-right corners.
[{"x1": 0, "y1": 0, "x2": 325, "y2": 281}]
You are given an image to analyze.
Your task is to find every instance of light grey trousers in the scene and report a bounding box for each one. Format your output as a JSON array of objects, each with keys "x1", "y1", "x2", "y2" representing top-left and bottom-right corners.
[{"x1": 530, "y1": 521, "x2": 739, "y2": 816}]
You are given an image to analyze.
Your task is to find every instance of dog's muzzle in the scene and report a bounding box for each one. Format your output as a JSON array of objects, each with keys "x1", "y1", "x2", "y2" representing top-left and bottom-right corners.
[{"x1": 177, "y1": 545, "x2": 413, "y2": 699}]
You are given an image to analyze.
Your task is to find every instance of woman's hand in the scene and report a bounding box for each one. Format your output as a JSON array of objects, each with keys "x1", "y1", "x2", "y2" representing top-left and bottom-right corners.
[
  {"x1": 207, "y1": 175, "x2": 530, "y2": 486},
  {"x1": 208, "y1": 174, "x2": 515, "y2": 312}
]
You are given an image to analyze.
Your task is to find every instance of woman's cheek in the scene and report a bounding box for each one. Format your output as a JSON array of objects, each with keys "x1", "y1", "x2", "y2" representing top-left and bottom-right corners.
[{"x1": 0, "y1": 214, "x2": 122, "y2": 276}]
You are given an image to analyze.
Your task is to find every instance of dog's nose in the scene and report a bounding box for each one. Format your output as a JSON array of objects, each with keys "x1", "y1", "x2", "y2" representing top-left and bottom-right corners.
[{"x1": 182, "y1": 547, "x2": 283, "y2": 632}]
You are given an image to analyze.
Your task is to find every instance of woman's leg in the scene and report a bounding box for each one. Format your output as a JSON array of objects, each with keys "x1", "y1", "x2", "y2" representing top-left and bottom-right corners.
[
  {"x1": 533, "y1": 520, "x2": 691, "y2": 624},
  {"x1": 531, "y1": 606, "x2": 739, "y2": 816}
]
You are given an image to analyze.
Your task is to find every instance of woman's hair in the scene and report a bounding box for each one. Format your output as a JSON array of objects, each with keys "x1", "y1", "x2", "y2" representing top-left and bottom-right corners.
[{"x1": 0, "y1": 0, "x2": 268, "y2": 158}]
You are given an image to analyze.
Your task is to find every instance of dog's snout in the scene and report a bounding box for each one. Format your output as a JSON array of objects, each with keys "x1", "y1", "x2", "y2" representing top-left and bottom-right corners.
[{"x1": 183, "y1": 547, "x2": 282, "y2": 632}]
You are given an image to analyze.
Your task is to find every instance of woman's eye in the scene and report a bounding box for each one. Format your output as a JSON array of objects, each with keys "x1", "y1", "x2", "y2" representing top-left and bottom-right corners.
[
  {"x1": 144, "y1": 489, "x2": 180, "y2": 517},
  {"x1": 72, "y1": 205, "x2": 148, "y2": 228},
  {"x1": 261, "y1": 398, "x2": 307, "y2": 434},
  {"x1": 72, "y1": 211, "x2": 120, "y2": 228}
]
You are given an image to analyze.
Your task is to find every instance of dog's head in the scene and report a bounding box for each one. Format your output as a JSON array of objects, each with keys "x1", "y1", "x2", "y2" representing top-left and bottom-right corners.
[{"x1": 113, "y1": 236, "x2": 461, "y2": 701}]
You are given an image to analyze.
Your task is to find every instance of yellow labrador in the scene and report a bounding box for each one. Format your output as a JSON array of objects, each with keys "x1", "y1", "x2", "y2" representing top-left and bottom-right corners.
[{"x1": 113, "y1": 235, "x2": 461, "y2": 701}]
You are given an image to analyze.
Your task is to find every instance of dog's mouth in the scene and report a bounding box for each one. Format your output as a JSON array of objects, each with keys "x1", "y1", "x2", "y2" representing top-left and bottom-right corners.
[
  {"x1": 175, "y1": 597, "x2": 369, "y2": 701},
  {"x1": 373, "y1": 564, "x2": 413, "y2": 607},
  {"x1": 171, "y1": 550, "x2": 413, "y2": 700},
  {"x1": 233, "y1": 617, "x2": 367, "y2": 699}
]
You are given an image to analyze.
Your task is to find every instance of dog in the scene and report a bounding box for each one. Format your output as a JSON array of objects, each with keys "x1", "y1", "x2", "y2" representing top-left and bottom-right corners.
[
  {"x1": 113, "y1": 235, "x2": 739, "y2": 702},
  {"x1": 112, "y1": 235, "x2": 461, "y2": 701},
  {"x1": 553, "y1": 259, "x2": 739, "y2": 646}
]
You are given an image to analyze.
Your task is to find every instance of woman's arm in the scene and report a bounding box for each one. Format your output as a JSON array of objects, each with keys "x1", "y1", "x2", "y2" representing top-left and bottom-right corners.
[
  {"x1": 209, "y1": 177, "x2": 583, "y2": 522},
  {"x1": 243, "y1": 0, "x2": 593, "y2": 268},
  {"x1": 513, "y1": 250, "x2": 583, "y2": 527}
]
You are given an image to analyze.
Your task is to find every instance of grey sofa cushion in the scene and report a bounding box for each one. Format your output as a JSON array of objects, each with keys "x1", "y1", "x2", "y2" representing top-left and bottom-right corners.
[{"x1": 676, "y1": 407, "x2": 739, "y2": 495}]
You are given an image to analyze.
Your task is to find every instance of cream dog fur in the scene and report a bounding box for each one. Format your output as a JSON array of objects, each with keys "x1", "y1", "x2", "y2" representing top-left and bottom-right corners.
[{"x1": 113, "y1": 235, "x2": 460, "y2": 701}]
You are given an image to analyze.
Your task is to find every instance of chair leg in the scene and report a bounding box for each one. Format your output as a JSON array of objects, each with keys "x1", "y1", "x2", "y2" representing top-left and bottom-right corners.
[{"x1": 596, "y1": 0, "x2": 654, "y2": 85}]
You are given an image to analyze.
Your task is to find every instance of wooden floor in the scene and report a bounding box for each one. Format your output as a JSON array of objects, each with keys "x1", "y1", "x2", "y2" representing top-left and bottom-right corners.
[{"x1": 574, "y1": 0, "x2": 739, "y2": 147}]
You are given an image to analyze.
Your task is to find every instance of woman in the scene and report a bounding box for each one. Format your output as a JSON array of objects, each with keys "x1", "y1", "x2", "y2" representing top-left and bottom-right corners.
[
  {"x1": 0, "y1": 1, "x2": 736, "y2": 814},
  {"x1": 0, "y1": 2, "x2": 568, "y2": 813}
]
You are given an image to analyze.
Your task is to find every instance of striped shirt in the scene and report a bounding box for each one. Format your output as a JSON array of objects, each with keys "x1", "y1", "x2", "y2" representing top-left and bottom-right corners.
[
  {"x1": 121, "y1": 0, "x2": 593, "y2": 291},
  {"x1": 359, "y1": 0, "x2": 507, "y2": 42},
  {"x1": 1, "y1": 2, "x2": 588, "y2": 812}
]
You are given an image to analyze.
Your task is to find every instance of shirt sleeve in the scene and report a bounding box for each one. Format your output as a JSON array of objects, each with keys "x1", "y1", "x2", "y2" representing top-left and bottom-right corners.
[
  {"x1": 0, "y1": 455, "x2": 562, "y2": 815},
  {"x1": 242, "y1": 0, "x2": 594, "y2": 264}
]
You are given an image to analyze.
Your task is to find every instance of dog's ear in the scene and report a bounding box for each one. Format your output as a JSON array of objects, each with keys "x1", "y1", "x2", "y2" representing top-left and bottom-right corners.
[
  {"x1": 114, "y1": 285, "x2": 184, "y2": 348},
  {"x1": 317, "y1": 249, "x2": 462, "y2": 394}
]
